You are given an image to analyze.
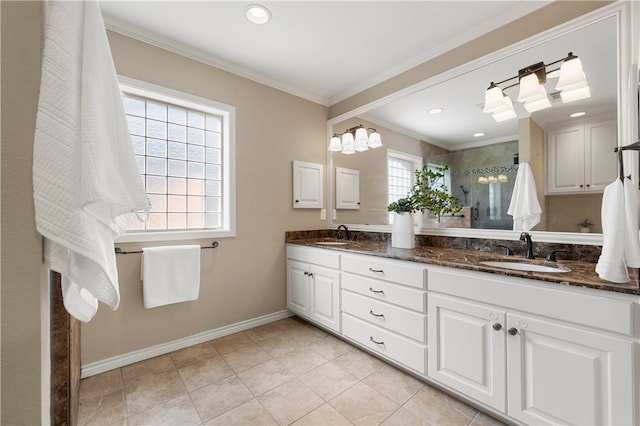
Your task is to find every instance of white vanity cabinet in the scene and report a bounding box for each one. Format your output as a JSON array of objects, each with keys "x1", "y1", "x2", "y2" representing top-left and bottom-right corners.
[
  {"x1": 428, "y1": 266, "x2": 637, "y2": 425},
  {"x1": 286, "y1": 245, "x2": 340, "y2": 332},
  {"x1": 340, "y1": 253, "x2": 428, "y2": 374},
  {"x1": 546, "y1": 120, "x2": 617, "y2": 194}
]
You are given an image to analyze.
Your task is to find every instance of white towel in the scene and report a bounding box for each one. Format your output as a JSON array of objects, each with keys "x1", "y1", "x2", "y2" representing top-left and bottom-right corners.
[
  {"x1": 623, "y1": 180, "x2": 640, "y2": 268},
  {"x1": 507, "y1": 162, "x2": 542, "y2": 231},
  {"x1": 596, "y1": 180, "x2": 630, "y2": 282},
  {"x1": 141, "y1": 246, "x2": 201, "y2": 309},
  {"x1": 33, "y1": 1, "x2": 150, "y2": 322}
]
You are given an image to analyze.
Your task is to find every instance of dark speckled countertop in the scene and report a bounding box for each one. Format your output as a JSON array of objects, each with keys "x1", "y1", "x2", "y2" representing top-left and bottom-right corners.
[{"x1": 287, "y1": 237, "x2": 640, "y2": 296}]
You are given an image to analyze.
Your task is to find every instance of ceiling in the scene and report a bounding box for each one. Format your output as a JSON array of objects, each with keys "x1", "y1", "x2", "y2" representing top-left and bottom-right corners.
[{"x1": 99, "y1": 1, "x2": 616, "y2": 149}]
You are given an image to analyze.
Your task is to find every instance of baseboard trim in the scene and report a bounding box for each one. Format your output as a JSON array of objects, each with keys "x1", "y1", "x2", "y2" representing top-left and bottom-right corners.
[{"x1": 81, "y1": 310, "x2": 293, "y2": 378}]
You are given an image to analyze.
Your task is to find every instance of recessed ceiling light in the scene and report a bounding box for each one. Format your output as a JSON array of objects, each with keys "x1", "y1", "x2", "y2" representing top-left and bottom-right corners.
[
  {"x1": 473, "y1": 132, "x2": 485, "y2": 137},
  {"x1": 569, "y1": 111, "x2": 586, "y2": 118},
  {"x1": 245, "y1": 4, "x2": 271, "y2": 25},
  {"x1": 429, "y1": 107, "x2": 444, "y2": 114}
]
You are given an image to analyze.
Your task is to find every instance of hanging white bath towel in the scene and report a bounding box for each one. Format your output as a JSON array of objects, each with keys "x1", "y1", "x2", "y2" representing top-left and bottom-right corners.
[
  {"x1": 33, "y1": 1, "x2": 150, "y2": 322},
  {"x1": 507, "y1": 162, "x2": 542, "y2": 231},
  {"x1": 596, "y1": 180, "x2": 630, "y2": 282},
  {"x1": 141, "y1": 246, "x2": 201, "y2": 309}
]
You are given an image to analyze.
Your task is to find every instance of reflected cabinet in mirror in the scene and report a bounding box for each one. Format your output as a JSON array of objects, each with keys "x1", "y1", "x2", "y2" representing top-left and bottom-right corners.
[{"x1": 328, "y1": 3, "x2": 636, "y2": 243}]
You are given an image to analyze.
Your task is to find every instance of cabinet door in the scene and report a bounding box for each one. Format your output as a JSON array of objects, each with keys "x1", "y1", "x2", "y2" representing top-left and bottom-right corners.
[
  {"x1": 507, "y1": 313, "x2": 634, "y2": 425},
  {"x1": 309, "y1": 265, "x2": 340, "y2": 332},
  {"x1": 292, "y1": 160, "x2": 323, "y2": 208},
  {"x1": 286, "y1": 260, "x2": 310, "y2": 316},
  {"x1": 546, "y1": 126, "x2": 585, "y2": 194},
  {"x1": 428, "y1": 294, "x2": 506, "y2": 411},
  {"x1": 584, "y1": 121, "x2": 617, "y2": 191},
  {"x1": 335, "y1": 167, "x2": 360, "y2": 209}
]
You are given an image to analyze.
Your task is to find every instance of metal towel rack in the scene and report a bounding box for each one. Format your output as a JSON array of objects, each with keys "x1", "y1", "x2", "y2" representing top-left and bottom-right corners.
[
  {"x1": 614, "y1": 140, "x2": 640, "y2": 181},
  {"x1": 115, "y1": 241, "x2": 219, "y2": 255}
]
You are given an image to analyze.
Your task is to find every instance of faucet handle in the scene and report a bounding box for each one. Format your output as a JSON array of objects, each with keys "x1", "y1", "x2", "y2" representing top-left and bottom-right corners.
[
  {"x1": 496, "y1": 245, "x2": 513, "y2": 256},
  {"x1": 545, "y1": 249, "x2": 567, "y2": 262}
]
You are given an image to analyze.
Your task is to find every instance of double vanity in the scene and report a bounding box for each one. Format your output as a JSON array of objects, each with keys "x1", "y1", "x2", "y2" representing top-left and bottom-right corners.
[{"x1": 286, "y1": 232, "x2": 640, "y2": 425}]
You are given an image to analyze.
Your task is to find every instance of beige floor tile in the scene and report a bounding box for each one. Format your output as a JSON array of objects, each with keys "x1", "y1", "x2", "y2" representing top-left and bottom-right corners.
[
  {"x1": 79, "y1": 369, "x2": 123, "y2": 404},
  {"x1": 299, "y1": 362, "x2": 359, "y2": 400},
  {"x1": 127, "y1": 394, "x2": 201, "y2": 425},
  {"x1": 293, "y1": 403, "x2": 354, "y2": 426},
  {"x1": 245, "y1": 321, "x2": 289, "y2": 342},
  {"x1": 237, "y1": 359, "x2": 296, "y2": 395},
  {"x1": 178, "y1": 353, "x2": 235, "y2": 392},
  {"x1": 170, "y1": 342, "x2": 219, "y2": 369},
  {"x1": 121, "y1": 355, "x2": 176, "y2": 390},
  {"x1": 469, "y1": 411, "x2": 507, "y2": 425},
  {"x1": 256, "y1": 329, "x2": 323, "y2": 358},
  {"x1": 221, "y1": 342, "x2": 273, "y2": 372},
  {"x1": 78, "y1": 389, "x2": 126, "y2": 426},
  {"x1": 258, "y1": 379, "x2": 324, "y2": 425},
  {"x1": 330, "y1": 382, "x2": 400, "y2": 425},
  {"x1": 205, "y1": 398, "x2": 278, "y2": 425},
  {"x1": 362, "y1": 364, "x2": 424, "y2": 405},
  {"x1": 276, "y1": 348, "x2": 328, "y2": 376},
  {"x1": 124, "y1": 370, "x2": 187, "y2": 416},
  {"x1": 332, "y1": 349, "x2": 386, "y2": 379},
  {"x1": 210, "y1": 332, "x2": 256, "y2": 355},
  {"x1": 190, "y1": 375, "x2": 254, "y2": 422},
  {"x1": 381, "y1": 406, "x2": 427, "y2": 425},
  {"x1": 403, "y1": 385, "x2": 478, "y2": 426},
  {"x1": 308, "y1": 334, "x2": 354, "y2": 360}
]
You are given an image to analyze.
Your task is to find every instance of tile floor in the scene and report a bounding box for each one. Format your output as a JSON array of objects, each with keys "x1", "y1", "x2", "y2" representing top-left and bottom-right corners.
[{"x1": 79, "y1": 317, "x2": 506, "y2": 425}]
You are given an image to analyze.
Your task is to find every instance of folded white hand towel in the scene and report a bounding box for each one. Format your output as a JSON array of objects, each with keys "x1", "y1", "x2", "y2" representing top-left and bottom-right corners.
[
  {"x1": 142, "y1": 246, "x2": 201, "y2": 309},
  {"x1": 623, "y1": 180, "x2": 640, "y2": 268},
  {"x1": 33, "y1": 1, "x2": 149, "y2": 322},
  {"x1": 596, "y1": 180, "x2": 630, "y2": 283},
  {"x1": 507, "y1": 162, "x2": 542, "y2": 231}
]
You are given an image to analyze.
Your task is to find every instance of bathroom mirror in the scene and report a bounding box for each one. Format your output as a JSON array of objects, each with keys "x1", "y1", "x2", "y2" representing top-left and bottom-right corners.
[{"x1": 327, "y1": 3, "x2": 635, "y2": 244}]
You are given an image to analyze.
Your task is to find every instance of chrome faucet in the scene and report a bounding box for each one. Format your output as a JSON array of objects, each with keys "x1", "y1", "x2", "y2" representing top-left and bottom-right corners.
[
  {"x1": 520, "y1": 232, "x2": 534, "y2": 259},
  {"x1": 337, "y1": 224, "x2": 350, "y2": 241}
]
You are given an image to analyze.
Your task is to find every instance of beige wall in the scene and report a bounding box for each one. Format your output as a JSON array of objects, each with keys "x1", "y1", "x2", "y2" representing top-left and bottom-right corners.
[
  {"x1": 545, "y1": 193, "x2": 603, "y2": 233},
  {"x1": 519, "y1": 118, "x2": 547, "y2": 231},
  {"x1": 1, "y1": 2, "x2": 49, "y2": 424},
  {"x1": 81, "y1": 32, "x2": 328, "y2": 364}
]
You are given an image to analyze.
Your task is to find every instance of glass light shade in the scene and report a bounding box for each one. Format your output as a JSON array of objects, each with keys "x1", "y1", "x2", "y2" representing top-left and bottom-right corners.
[
  {"x1": 483, "y1": 86, "x2": 509, "y2": 113},
  {"x1": 478, "y1": 176, "x2": 489, "y2": 184},
  {"x1": 560, "y1": 85, "x2": 591, "y2": 103},
  {"x1": 523, "y1": 95, "x2": 551, "y2": 113},
  {"x1": 354, "y1": 139, "x2": 369, "y2": 152},
  {"x1": 368, "y1": 131, "x2": 382, "y2": 148},
  {"x1": 555, "y1": 57, "x2": 588, "y2": 91},
  {"x1": 491, "y1": 96, "x2": 517, "y2": 122},
  {"x1": 341, "y1": 132, "x2": 355, "y2": 154},
  {"x1": 498, "y1": 174, "x2": 508, "y2": 183},
  {"x1": 328, "y1": 136, "x2": 342, "y2": 152},
  {"x1": 517, "y1": 73, "x2": 546, "y2": 103},
  {"x1": 354, "y1": 127, "x2": 369, "y2": 152},
  {"x1": 488, "y1": 175, "x2": 498, "y2": 183}
]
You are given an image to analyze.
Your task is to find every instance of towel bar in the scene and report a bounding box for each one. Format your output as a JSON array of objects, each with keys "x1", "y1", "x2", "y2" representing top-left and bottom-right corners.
[
  {"x1": 614, "y1": 140, "x2": 640, "y2": 181},
  {"x1": 115, "y1": 241, "x2": 218, "y2": 255}
]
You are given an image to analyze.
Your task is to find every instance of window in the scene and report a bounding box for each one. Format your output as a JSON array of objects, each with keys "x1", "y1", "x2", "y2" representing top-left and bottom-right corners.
[
  {"x1": 387, "y1": 150, "x2": 422, "y2": 225},
  {"x1": 116, "y1": 77, "x2": 235, "y2": 242}
]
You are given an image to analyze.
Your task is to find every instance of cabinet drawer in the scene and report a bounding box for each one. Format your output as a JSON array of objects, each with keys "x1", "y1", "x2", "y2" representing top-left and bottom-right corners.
[
  {"x1": 342, "y1": 253, "x2": 425, "y2": 289},
  {"x1": 342, "y1": 313, "x2": 426, "y2": 374},
  {"x1": 286, "y1": 244, "x2": 340, "y2": 269},
  {"x1": 342, "y1": 290, "x2": 426, "y2": 343},
  {"x1": 342, "y1": 273, "x2": 426, "y2": 312}
]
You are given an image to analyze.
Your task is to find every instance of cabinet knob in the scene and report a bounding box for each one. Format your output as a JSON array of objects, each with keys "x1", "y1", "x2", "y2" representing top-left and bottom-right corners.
[
  {"x1": 492, "y1": 323, "x2": 502, "y2": 331},
  {"x1": 303, "y1": 271, "x2": 308, "y2": 276},
  {"x1": 295, "y1": 199, "x2": 299, "y2": 203},
  {"x1": 579, "y1": 184, "x2": 584, "y2": 188},
  {"x1": 308, "y1": 272, "x2": 313, "y2": 278},
  {"x1": 508, "y1": 327, "x2": 518, "y2": 336}
]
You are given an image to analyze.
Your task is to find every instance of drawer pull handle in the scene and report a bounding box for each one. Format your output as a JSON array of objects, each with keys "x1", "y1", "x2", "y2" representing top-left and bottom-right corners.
[
  {"x1": 370, "y1": 336, "x2": 385, "y2": 345},
  {"x1": 369, "y1": 310, "x2": 385, "y2": 319},
  {"x1": 369, "y1": 267, "x2": 384, "y2": 273},
  {"x1": 368, "y1": 287, "x2": 384, "y2": 295}
]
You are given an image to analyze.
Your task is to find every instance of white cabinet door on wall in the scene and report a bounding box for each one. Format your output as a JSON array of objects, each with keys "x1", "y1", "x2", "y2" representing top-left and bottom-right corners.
[
  {"x1": 309, "y1": 265, "x2": 340, "y2": 331},
  {"x1": 286, "y1": 260, "x2": 310, "y2": 316},
  {"x1": 428, "y1": 294, "x2": 506, "y2": 411},
  {"x1": 506, "y1": 313, "x2": 634, "y2": 426},
  {"x1": 546, "y1": 120, "x2": 617, "y2": 194},
  {"x1": 293, "y1": 160, "x2": 323, "y2": 208},
  {"x1": 336, "y1": 167, "x2": 360, "y2": 209}
]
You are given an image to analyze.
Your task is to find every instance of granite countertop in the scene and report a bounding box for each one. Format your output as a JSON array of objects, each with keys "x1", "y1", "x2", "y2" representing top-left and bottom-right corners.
[{"x1": 288, "y1": 238, "x2": 640, "y2": 296}]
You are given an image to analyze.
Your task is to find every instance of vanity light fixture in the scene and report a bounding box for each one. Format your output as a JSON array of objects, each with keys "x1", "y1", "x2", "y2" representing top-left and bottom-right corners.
[
  {"x1": 483, "y1": 52, "x2": 590, "y2": 122},
  {"x1": 329, "y1": 125, "x2": 382, "y2": 154},
  {"x1": 245, "y1": 4, "x2": 271, "y2": 25}
]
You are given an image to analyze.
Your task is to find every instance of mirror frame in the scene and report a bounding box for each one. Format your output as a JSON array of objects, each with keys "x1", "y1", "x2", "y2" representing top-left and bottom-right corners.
[{"x1": 327, "y1": 2, "x2": 637, "y2": 245}]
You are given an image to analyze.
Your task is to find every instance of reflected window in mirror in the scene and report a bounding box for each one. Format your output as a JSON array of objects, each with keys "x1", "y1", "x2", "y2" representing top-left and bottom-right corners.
[{"x1": 387, "y1": 150, "x2": 422, "y2": 225}]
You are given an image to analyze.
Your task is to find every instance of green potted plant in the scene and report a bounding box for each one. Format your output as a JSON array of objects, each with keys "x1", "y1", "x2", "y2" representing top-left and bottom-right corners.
[
  {"x1": 578, "y1": 219, "x2": 593, "y2": 233},
  {"x1": 388, "y1": 164, "x2": 461, "y2": 248}
]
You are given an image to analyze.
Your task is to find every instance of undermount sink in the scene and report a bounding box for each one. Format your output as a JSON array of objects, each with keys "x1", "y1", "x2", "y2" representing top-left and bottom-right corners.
[
  {"x1": 315, "y1": 241, "x2": 348, "y2": 246},
  {"x1": 479, "y1": 261, "x2": 570, "y2": 273}
]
